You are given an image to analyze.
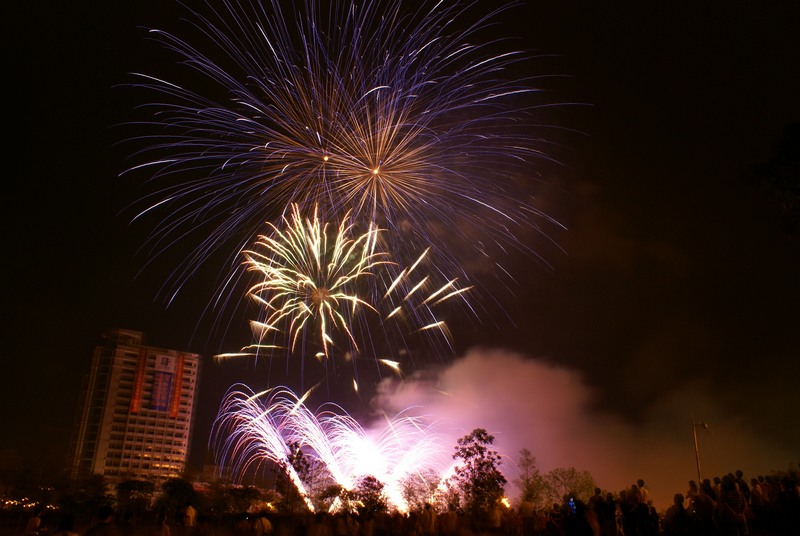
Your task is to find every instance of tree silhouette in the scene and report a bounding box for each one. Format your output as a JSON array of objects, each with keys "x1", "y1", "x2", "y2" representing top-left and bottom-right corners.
[
  {"x1": 352, "y1": 475, "x2": 388, "y2": 517},
  {"x1": 276, "y1": 441, "x2": 312, "y2": 513},
  {"x1": 401, "y1": 468, "x2": 442, "y2": 512},
  {"x1": 543, "y1": 467, "x2": 596, "y2": 505},
  {"x1": 157, "y1": 477, "x2": 199, "y2": 517},
  {"x1": 450, "y1": 428, "x2": 507, "y2": 521},
  {"x1": 116, "y1": 479, "x2": 156, "y2": 520},
  {"x1": 514, "y1": 448, "x2": 548, "y2": 510}
]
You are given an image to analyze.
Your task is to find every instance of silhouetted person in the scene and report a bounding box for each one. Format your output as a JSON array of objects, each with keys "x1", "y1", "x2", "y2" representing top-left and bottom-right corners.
[
  {"x1": 734, "y1": 470, "x2": 750, "y2": 503},
  {"x1": 52, "y1": 514, "x2": 77, "y2": 536},
  {"x1": 562, "y1": 500, "x2": 593, "y2": 536},
  {"x1": 701, "y1": 479, "x2": 716, "y2": 502},
  {"x1": 588, "y1": 489, "x2": 604, "y2": 536},
  {"x1": 637, "y1": 480, "x2": 651, "y2": 506},
  {"x1": 26, "y1": 508, "x2": 46, "y2": 536},
  {"x1": 776, "y1": 475, "x2": 800, "y2": 536},
  {"x1": 420, "y1": 504, "x2": 437, "y2": 536},
  {"x1": 85, "y1": 505, "x2": 122, "y2": 536},
  {"x1": 546, "y1": 503, "x2": 563, "y2": 536},
  {"x1": 688, "y1": 486, "x2": 716, "y2": 536},
  {"x1": 719, "y1": 474, "x2": 748, "y2": 536},
  {"x1": 596, "y1": 493, "x2": 618, "y2": 536},
  {"x1": 307, "y1": 513, "x2": 331, "y2": 536},
  {"x1": 184, "y1": 503, "x2": 197, "y2": 534},
  {"x1": 160, "y1": 512, "x2": 172, "y2": 536},
  {"x1": 662, "y1": 494, "x2": 691, "y2": 536},
  {"x1": 255, "y1": 511, "x2": 273, "y2": 536},
  {"x1": 686, "y1": 481, "x2": 699, "y2": 503}
]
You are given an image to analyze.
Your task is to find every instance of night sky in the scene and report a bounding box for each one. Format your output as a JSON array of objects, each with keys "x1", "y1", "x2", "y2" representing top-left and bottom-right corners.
[{"x1": 3, "y1": 1, "x2": 799, "y2": 509}]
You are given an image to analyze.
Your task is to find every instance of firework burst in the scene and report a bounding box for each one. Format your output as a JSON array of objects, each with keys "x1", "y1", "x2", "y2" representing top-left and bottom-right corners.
[
  {"x1": 124, "y1": 0, "x2": 562, "y2": 303},
  {"x1": 243, "y1": 203, "x2": 387, "y2": 359},
  {"x1": 212, "y1": 384, "x2": 455, "y2": 512},
  {"x1": 216, "y1": 203, "x2": 472, "y2": 383}
]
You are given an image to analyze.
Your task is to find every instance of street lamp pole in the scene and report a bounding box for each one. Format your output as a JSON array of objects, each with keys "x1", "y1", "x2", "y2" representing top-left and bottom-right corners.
[
  {"x1": 692, "y1": 419, "x2": 710, "y2": 484},
  {"x1": 692, "y1": 420, "x2": 702, "y2": 484}
]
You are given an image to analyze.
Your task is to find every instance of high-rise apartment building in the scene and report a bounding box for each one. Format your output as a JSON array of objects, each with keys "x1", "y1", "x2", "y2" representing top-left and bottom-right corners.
[{"x1": 71, "y1": 329, "x2": 202, "y2": 485}]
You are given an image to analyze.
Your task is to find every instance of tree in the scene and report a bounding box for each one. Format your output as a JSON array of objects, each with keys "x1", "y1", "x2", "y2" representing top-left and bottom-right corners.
[
  {"x1": 450, "y1": 428, "x2": 507, "y2": 521},
  {"x1": 401, "y1": 468, "x2": 441, "y2": 513},
  {"x1": 542, "y1": 467, "x2": 596, "y2": 505},
  {"x1": 58, "y1": 474, "x2": 113, "y2": 521},
  {"x1": 318, "y1": 483, "x2": 346, "y2": 513},
  {"x1": 276, "y1": 442, "x2": 313, "y2": 513},
  {"x1": 156, "y1": 477, "x2": 199, "y2": 517},
  {"x1": 305, "y1": 457, "x2": 338, "y2": 512},
  {"x1": 116, "y1": 479, "x2": 156, "y2": 520},
  {"x1": 352, "y1": 475, "x2": 388, "y2": 517},
  {"x1": 514, "y1": 449, "x2": 548, "y2": 510},
  {"x1": 227, "y1": 484, "x2": 264, "y2": 514}
]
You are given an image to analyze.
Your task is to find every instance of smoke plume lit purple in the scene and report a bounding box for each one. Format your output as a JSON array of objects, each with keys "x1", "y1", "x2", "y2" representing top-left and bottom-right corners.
[{"x1": 369, "y1": 348, "x2": 795, "y2": 510}]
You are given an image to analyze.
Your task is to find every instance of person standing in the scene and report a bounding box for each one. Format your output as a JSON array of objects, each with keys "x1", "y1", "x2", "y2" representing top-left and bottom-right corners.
[
  {"x1": 637, "y1": 480, "x2": 651, "y2": 507},
  {"x1": 51, "y1": 514, "x2": 77, "y2": 536},
  {"x1": 662, "y1": 494, "x2": 690, "y2": 536},
  {"x1": 719, "y1": 474, "x2": 748, "y2": 536},
  {"x1": 184, "y1": 504, "x2": 197, "y2": 534},
  {"x1": 254, "y1": 511, "x2": 273, "y2": 536},
  {"x1": 84, "y1": 505, "x2": 122, "y2": 536},
  {"x1": 160, "y1": 512, "x2": 172, "y2": 536},
  {"x1": 26, "y1": 508, "x2": 46, "y2": 536},
  {"x1": 420, "y1": 504, "x2": 437, "y2": 536}
]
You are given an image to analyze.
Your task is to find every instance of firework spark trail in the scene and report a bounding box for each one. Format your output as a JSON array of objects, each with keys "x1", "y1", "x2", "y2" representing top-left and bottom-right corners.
[
  {"x1": 215, "y1": 204, "x2": 472, "y2": 383},
  {"x1": 212, "y1": 384, "x2": 455, "y2": 512},
  {"x1": 124, "y1": 0, "x2": 562, "y2": 302},
  {"x1": 243, "y1": 203, "x2": 388, "y2": 359}
]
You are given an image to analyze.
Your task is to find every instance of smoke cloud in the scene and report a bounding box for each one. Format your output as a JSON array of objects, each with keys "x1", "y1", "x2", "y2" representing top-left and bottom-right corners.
[{"x1": 369, "y1": 348, "x2": 795, "y2": 510}]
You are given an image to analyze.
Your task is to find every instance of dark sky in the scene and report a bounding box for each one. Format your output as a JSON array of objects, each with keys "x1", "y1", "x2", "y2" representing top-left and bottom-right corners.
[{"x1": 3, "y1": 0, "x2": 799, "y2": 507}]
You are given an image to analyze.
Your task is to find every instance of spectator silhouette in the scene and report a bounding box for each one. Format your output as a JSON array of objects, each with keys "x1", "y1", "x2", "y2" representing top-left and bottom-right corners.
[
  {"x1": 689, "y1": 485, "x2": 716, "y2": 536},
  {"x1": 686, "y1": 481, "x2": 698, "y2": 503},
  {"x1": 52, "y1": 514, "x2": 77, "y2": 536},
  {"x1": 735, "y1": 470, "x2": 750, "y2": 503},
  {"x1": 84, "y1": 505, "x2": 122, "y2": 536},
  {"x1": 719, "y1": 473, "x2": 748, "y2": 536},
  {"x1": 662, "y1": 494, "x2": 691, "y2": 536},
  {"x1": 562, "y1": 500, "x2": 593, "y2": 536},
  {"x1": 637, "y1": 480, "x2": 651, "y2": 506},
  {"x1": 26, "y1": 508, "x2": 46, "y2": 536},
  {"x1": 776, "y1": 475, "x2": 800, "y2": 536}
]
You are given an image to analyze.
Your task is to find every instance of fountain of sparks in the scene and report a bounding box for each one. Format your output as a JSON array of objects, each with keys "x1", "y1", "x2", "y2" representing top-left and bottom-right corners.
[{"x1": 212, "y1": 384, "x2": 456, "y2": 512}]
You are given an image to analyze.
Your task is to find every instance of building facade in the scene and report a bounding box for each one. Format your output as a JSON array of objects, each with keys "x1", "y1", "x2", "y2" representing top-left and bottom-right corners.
[{"x1": 71, "y1": 329, "x2": 202, "y2": 486}]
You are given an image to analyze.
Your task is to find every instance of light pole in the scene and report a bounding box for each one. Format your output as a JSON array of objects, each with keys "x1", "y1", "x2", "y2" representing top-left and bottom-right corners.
[{"x1": 692, "y1": 419, "x2": 710, "y2": 484}]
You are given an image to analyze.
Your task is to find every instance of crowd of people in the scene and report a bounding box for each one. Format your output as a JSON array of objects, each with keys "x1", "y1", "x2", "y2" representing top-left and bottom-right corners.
[
  {"x1": 18, "y1": 469, "x2": 799, "y2": 536},
  {"x1": 529, "y1": 471, "x2": 799, "y2": 536}
]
